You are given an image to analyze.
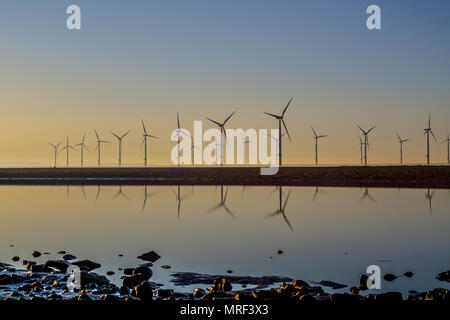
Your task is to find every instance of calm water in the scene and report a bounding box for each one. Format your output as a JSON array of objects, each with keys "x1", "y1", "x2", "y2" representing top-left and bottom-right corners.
[{"x1": 0, "y1": 185, "x2": 449, "y2": 295}]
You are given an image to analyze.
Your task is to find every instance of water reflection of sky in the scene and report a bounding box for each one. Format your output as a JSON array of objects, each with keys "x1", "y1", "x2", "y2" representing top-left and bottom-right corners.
[{"x1": 0, "y1": 185, "x2": 449, "y2": 294}]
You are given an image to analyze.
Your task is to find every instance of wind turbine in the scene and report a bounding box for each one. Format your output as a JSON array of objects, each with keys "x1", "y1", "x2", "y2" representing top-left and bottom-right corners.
[
  {"x1": 441, "y1": 132, "x2": 450, "y2": 164},
  {"x1": 173, "y1": 185, "x2": 191, "y2": 218},
  {"x1": 357, "y1": 125, "x2": 376, "y2": 165},
  {"x1": 94, "y1": 130, "x2": 110, "y2": 167},
  {"x1": 49, "y1": 142, "x2": 61, "y2": 167},
  {"x1": 395, "y1": 133, "x2": 411, "y2": 165},
  {"x1": 61, "y1": 136, "x2": 76, "y2": 167},
  {"x1": 142, "y1": 185, "x2": 158, "y2": 212},
  {"x1": 359, "y1": 136, "x2": 364, "y2": 165},
  {"x1": 112, "y1": 186, "x2": 130, "y2": 201},
  {"x1": 264, "y1": 98, "x2": 293, "y2": 166},
  {"x1": 206, "y1": 111, "x2": 236, "y2": 166},
  {"x1": 207, "y1": 185, "x2": 235, "y2": 219},
  {"x1": 75, "y1": 133, "x2": 89, "y2": 167},
  {"x1": 359, "y1": 187, "x2": 376, "y2": 203},
  {"x1": 110, "y1": 131, "x2": 131, "y2": 166},
  {"x1": 311, "y1": 126, "x2": 328, "y2": 165},
  {"x1": 141, "y1": 120, "x2": 158, "y2": 166},
  {"x1": 175, "y1": 113, "x2": 182, "y2": 166},
  {"x1": 270, "y1": 133, "x2": 285, "y2": 162},
  {"x1": 425, "y1": 189, "x2": 435, "y2": 215},
  {"x1": 424, "y1": 113, "x2": 437, "y2": 165},
  {"x1": 266, "y1": 186, "x2": 293, "y2": 232}
]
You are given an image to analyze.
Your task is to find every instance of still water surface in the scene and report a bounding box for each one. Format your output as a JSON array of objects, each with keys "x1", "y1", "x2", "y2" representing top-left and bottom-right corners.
[{"x1": 0, "y1": 185, "x2": 449, "y2": 294}]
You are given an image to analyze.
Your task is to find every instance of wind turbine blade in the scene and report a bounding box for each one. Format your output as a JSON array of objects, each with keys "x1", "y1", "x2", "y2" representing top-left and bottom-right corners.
[
  {"x1": 311, "y1": 126, "x2": 317, "y2": 137},
  {"x1": 357, "y1": 125, "x2": 366, "y2": 134},
  {"x1": 396, "y1": 132, "x2": 401, "y2": 141},
  {"x1": 223, "y1": 111, "x2": 236, "y2": 125},
  {"x1": 282, "y1": 119, "x2": 291, "y2": 141},
  {"x1": 264, "y1": 112, "x2": 279, "y2": 119},
  {"x1": 177, "y1": 112, "x2": 180, "y2": 129},
  {"x1": 141, "y1": 137, "x2": 145, "y2": 147},
  {"x1": 430, "y1": 130, "x2": 438, "y2": 142},
  {"x1": 282, "y1": 213, "x2": 294, "y2": 232},
  {"x1": 367, "y1": 125, "x2": 376, "y2": 134},
  {"x1": 121, "y1": 130, "x2": 131, "y2": 139},
  {"x1": 265, "y1": 210, "x2": 281, "y2": 218},
  {"x1": 94, "y1": 129, "x2": 100, "y2": 141},
  {"x1": 207, "y1": 203, "x2": 222, "y2": 213},
  {"x1": 282, "y1": 97, "x2": 293, "y2": 117},
  {"x1": 282, "y1": 191, "x2": 291, "y2": 211},
  {"x1": 223, "y1": 205, "x2": 236, "y2": 219},
  {"x1": 141, "y1": 120, "x2": 147, "y2": 135},
  {"x1": 147, "y1": 134, "x2": 158, "y2": 139},
  {"x1": 82, "y1": 133, "x2": 86, "y2": 143},
  {"x1": 111, "y1": 132, "x2": 120, "y2": 139},
  {"x1": 318, "y1": 135, "x2": 328, "y2": 138},
  {"x1": 428, "y1": 113, "x2": 431, "y2": 128},
  {"x1": 206, "y1": 117, "x2": 222, "y2": 126}
]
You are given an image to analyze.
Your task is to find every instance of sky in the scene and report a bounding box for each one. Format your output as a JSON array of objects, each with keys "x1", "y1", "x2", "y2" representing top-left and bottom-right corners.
[{"x1": 0, "y1": 0, "x2": 449, "y2": 166}]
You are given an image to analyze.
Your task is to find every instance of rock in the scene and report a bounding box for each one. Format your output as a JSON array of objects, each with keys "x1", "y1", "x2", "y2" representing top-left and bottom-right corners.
[
  {"x1": 137, "y1": 250, "x2": 161, "y2": 263},
  {"x1": 252, "y1": 289, "x2": 280, "y2": 300},
  {"x1": 383, "y1": 274, "x2": 397, "y2": 282},
  {"x1": 58, "y1": 251, "x2": 66, "y2": 254},
  {"x1": 359, "y1": 275, "x2": 369, "y2": 290},
  {"x1": 235, "y1": 293, "x2": 255, "y2": 302},
  {"x1": 403, "y1": 271, "x2": 414, "y2": 278},
  {"x1": 277, "y1": 249, "x2": 284, "y2": 255},
  {"x1": 123, "y1": 268, "x2": 134, "y2": 275},
  {"x1": 78, "y1": 293, "x2": 92, "y2": 301},
  {"x1": 122, "y1": 274, "x2": 150, "y2": 288},
  {"x1": 425, "y1": 288, "x2": 449, "y2": 302},
  {"x1": 214, "y1": 278, "x2": 232, "y2": 292},
  {"x1": 119, "y1": 286, "x2": 130, "y2": 296},
  {"x1": 329, "y1": 293, "x2": 361, "y2": 302},
  {"x1": 193, "y1": 288, "x2": 205, "y2": 298},
  {"x1": 80, "y1": 271, "x2": 110, "y2": 288},
  {"x1": 161, "y1": 265, "x2": 171, "y2": 269},
  {"x1": 349, "y1": 287, "x2": 360, "y2": 294},
  {"x1": 226, "y1": 270, "x2": 233, "y2": 274},
  {"x1": 63, "y1": 254, "x2": 77, "y2": 261},
  {"x1": 374, "y1": 292, "x2": 403, "y2": 302},
  {"x1": 29, "y1": 264, "x2": 53, "y2": 273},
  {"x1": 72, "y1": 260, "x2": 101, "y2": 271},
  {"x1": 32, "y1": 251, "x2": 41, "y2": 258},
  {"x1": 436, "y1": 270, "x2": 450, "y2": 282},
  {"x1": 11, "y1": 256, "x2": 20, "y2": 262},
  {"x1": 314, "y1": 280, "x2": 347, "y2": 289},
  {"x1": 132, "y1": 266, "x2": 153, "y2": 278},
  {"x1": 156, "y1": 289, "x2": 173, "y2": 298},
  {"x1": 106, "y1": 271, "x2": 115, "y2": 276},
  {"x1": 139, "y1": 262, "x2": 153, "y2": 268},
  {"x1": 134, "y1": 281, "x2": 153, "y2": 300},
  {"x1": 118, "y1": 254, "x2": 123, "y2": 257},
  {"x1": 44, "y1": 259, "x2": 71, "y2": 272},
  {"x1": 291, "y1": 279, "x2": 309, "y2": 288},
  {"x1": 299, "y1": 294, "x2": 316, "y2": 302},
  {"x1": 103, "y1": 294, "x2": 118, "y2": 301}
]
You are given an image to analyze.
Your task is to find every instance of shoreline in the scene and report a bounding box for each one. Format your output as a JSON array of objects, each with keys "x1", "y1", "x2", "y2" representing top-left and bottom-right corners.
[{"x1": 0, "y1": 166, "x2": 449, "y2": 188}]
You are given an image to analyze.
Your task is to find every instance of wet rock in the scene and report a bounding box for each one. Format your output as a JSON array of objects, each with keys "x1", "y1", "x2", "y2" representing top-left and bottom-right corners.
[
  {"x1": 29, "y1": 264, "x2": 53, "y2": 273},
  {"x1": 291, "y1": 279, "x2": 309, "y2": 288},
  {"x1": 106, "y1": 271, "x2": 115, "y2": 276},
  {"x1": 58, "y1": 251, "x2": 66, "y2": 254},
  {"x1": 44, "y1": 259, "x2": 71, "y2": 272},
  {"x1": 103, "y1": 294, "x2": 118, "y2": 301},
  {"x1": 349, "y1": 287, "x2": 360, "y2": 295},
  {"x1": 123, "y1": 268, "x2": 134, "y2": 275},
  {"x1": 252, "y1": 289, "x2": 280, "y2": 300},
  {"x1": 11, "y1": 256, "x2": 20, "y2": 262},
  {"x1": 78, "y1": 293, "x2": 92, "y2": 301},
  {"x1": 32, "y1": 251, "x2": 41, "y2": 258},
  {"x1": 132, "y1": 266, "x2": 153, "y2": 278},
  {"x1": 137, "y1": 250, "x2": 161, "y2": 263},
  {"x1": 5, "y1": 291, "x2": 24, "y2": 300},
  {"x1": 119, "y1": 286, "x2": 130, "y2": 296},
  {"x1": 277, "y1": 250, "x2": 284, "y2": 255},
  {"x1": 383, "y1": 274, "x2": 397, "y2": 282},
  {"x1": 80, "y1": 271, "x2": 110, "y2": 288},
  {"x1": 329, "y1": 293, "x2": 361, "y2": 302},
  {"x1": 161, "y1": 265, "x2": 171, "y2": 269},
  {"x1": 313, "y1": 280, "x2": 347, "y2": 289},
  {"x1": 46, "y1": 292, "x2": 62, "y2": 300},
  {"x1": 193, "y1": 288, "x2": 205, "y2": 298},
  {"x1": 134, "y1": 281, "x2": 153, "y2": 300},
  {"x1": 425, "y1": 288, "x2": 449, "y2": 301},
  {"x1": 436, "y1": 270, "x2": 450, "y2": 282},
  {"x1": 139, "y1": 262, "x2": 153, "y2": 268},
  {"x1": 226, "y1": 270, "x2": 233, "y2": 274},
  {"x1": 122, "y1": 274, "x2": 150, "y2": 288},
  {"x1": 156, "y1": 289, "x2": 173, "y2": 298},
  {"x1": 63, "y1": 254, "x2": 77, "y2": 261},
  {"x1": 214, "y1": 278, "x2": 232, "y2": 292},
  {"x1": 235, "y1": 293, "x2": 255, "y2": 302},
  {"x1": 403, "y1": 271, "x2": 414, "y2": 278},
  {"x1": 278, "y1": 283, "x2": 296, "y2": 296},
  {"x1": 118, "y1": 254, "x2": 123, "y2": 257},
  {"x1": 406, "y1": 295, "x2": 418, "y2": 301},
  {"x1": 72, "y1": 260, "x2": 101, "y2": 271},
  {"x1": 299, "y1": 294, "x2": 316, "y2": 302},
  {"x1": 374, "y1": 292, "x2": 403, "y2": 302},
  {"x1": 359, "y1": 274, "x2": 369, "y2": 290},
  {"x1": 0, "y1": 274, "x2": 28, "y2": 285}
]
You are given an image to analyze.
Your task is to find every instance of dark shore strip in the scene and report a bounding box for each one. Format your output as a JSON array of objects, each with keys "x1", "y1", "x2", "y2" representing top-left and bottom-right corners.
[{"x1": 0, "y1": 166, "x2": 449, "y2": 188}]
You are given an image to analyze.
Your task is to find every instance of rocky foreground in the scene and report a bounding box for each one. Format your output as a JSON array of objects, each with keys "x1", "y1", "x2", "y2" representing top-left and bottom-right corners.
[{"x1": 1, "y1": 250, "x2": 449, "y2": 302}]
